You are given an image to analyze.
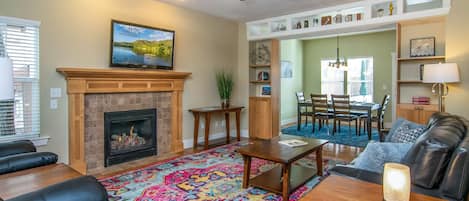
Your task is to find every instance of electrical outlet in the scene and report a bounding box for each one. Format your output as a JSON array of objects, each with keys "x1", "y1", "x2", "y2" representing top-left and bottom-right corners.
[{"x1": 50, "y1": 99, "x2": 58, "y2": 110}]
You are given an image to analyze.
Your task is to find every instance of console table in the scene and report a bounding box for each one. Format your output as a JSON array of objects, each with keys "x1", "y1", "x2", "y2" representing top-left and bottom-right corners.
[
  {"x1": 299, "y1": 175, "x2": 444, "y2": 201},
  {"x1": 189, "y1": 106, "x2": 244, "y2": 149}
]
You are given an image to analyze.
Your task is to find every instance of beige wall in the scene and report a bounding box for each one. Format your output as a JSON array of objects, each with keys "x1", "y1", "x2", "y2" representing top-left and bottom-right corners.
[
  {"x1": 280, "y1": 40, "x2": 303, "y2": 124},
  {"x1": 446, "y1": 0, "x2": 469, "y2": 119},
  {"x1": 0, "y1": 0, "x2": 239, "y2": 163}
]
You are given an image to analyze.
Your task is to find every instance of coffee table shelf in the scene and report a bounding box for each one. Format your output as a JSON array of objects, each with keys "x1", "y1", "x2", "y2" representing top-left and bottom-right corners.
[{"x1": 250, "y1": 165, "x2": 317, "y2": 194}]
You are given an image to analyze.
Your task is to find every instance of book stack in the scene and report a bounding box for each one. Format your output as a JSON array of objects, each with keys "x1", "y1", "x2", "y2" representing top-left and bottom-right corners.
[
  {"x1": 279, "y1": 139, "x2": 308, "y2": 147},
  {"x1": 412, "y1": 96, "x2": 430, "y2": 105}
]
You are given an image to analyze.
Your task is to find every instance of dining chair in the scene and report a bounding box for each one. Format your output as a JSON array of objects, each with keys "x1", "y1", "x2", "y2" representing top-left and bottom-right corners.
[
  {"x1": 359, "y1": 94, "x2": 391, "y2": 139},
  {"x1": 331, "y1": 95, "x2": 359, "y2": 136},
  {"x1": 296, "y1": 92, "x2": 313, "y2": 130},
  {"x1": 310, "y1": 94, "x2": 334, "y2": 133}
]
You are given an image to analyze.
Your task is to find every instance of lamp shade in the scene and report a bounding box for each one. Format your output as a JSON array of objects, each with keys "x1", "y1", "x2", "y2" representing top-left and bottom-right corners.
[
  {"x1": 423, "y1": 63, "x2": 460, "y2": 83},
  {"x1": 0, "y1": 57, "x2": 14, "y2": 100},
  {"x1": 383, "y1": 163, "x2": 411, "y2": 201}
]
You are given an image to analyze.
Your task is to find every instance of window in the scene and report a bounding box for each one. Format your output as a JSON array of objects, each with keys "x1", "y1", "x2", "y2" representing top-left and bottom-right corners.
[
  {"x1": 321, "y1": 57, "x2": 373, "y2": 102},
  {"x1": 0, "y1": 17, "x2": 40, "y2": 140},
  {"x1": 321, "y1": 60, "x2": 344, "y2": 98},
  {"x1": 347, "y1": 58, "x2": 374, "y2": 102}
]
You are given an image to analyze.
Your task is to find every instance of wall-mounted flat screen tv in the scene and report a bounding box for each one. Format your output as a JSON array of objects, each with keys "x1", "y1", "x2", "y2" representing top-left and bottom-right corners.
[{"x1": 110, "y1": 20, "x2": 175, "y2": 70}]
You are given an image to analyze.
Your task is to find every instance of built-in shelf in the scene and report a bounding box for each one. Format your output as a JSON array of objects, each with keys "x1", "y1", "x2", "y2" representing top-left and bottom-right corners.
[
  {"x1": 398, "y1": 56, "x2": 445, "y2": 61},
  {"x1": 249, "y1": 64, "x2": 271, "y2": 68},
  {"x1": 250, "y1": 80, "x2": 271, "y2": 84},
  {"x1": 246, "y1": 0, "x2": 451, "y2": 40}
]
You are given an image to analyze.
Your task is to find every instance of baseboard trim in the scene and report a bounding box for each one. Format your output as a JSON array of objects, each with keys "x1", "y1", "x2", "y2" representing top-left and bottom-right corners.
[
  {"x1": 183, "y1": 129, "x2": 249, "y2": 149},
  {"x1": 281, "y1": 117, "x2": 297, "y2": 126}
]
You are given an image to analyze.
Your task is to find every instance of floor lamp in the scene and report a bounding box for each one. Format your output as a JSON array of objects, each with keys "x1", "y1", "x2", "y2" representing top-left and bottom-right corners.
[
  {"x1": 422, "y1": 63, "x2": 460, "y2": 112},
  {"x1": 0, "y1": 57, "x2": 15, "y2": 136}
]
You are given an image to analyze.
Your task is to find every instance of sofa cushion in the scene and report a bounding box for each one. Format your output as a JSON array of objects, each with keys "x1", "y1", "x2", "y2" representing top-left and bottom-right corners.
[
  {"x1": 7, "y1": 176, "x2": 108, "y2": 201},
  {"x1": 402, "y1": 114, "x2": 466, "y2": 189},
  {"x1": 385, "y1": 118, "x2": 426, "y2": 143},
  {"x1": 440, "y1": 117, "x2": 469, "y2": 201},
  {"x1": 350, "y1": 142, "x2": 412, "y2": 173},
  {"x1": 0, "y1": 152, "x2": 58, "y2": 174},
  {"x1": 0, "y1": 140, "x2": 36, "y2": 158}
]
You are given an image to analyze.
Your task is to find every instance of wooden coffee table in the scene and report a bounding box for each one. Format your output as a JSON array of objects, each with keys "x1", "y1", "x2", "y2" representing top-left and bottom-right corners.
[
  {"x1": 299, "y1": 175, "x2": 445, "y2": 201},
  {"x1": 237, "y1": 135, "x2": 328, "y2": 201},
  {"x1": 0, "y1": 163, "x2": 82, "y2": 200}
]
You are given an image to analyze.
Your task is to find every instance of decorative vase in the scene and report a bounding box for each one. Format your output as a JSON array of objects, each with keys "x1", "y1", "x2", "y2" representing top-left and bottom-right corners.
[{"x1": 221, "y1": 99, "x2": 230, "y2": 108}]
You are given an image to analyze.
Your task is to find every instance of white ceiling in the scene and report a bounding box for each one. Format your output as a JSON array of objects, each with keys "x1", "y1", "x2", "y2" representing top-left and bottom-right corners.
[{"x1": 157, "y1": 0, "x2": 361, "y2": 22}]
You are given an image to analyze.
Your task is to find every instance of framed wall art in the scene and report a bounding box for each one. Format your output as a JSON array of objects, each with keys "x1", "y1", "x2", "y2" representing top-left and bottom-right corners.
[{"x1": 410, "y1": 37, "x2": 435, "y2": 57}]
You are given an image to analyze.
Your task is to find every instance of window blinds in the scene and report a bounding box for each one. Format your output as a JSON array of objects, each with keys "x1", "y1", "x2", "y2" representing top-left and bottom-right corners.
[{"x1": 0, "y1": 18, "x2": 40, "y2": 138}]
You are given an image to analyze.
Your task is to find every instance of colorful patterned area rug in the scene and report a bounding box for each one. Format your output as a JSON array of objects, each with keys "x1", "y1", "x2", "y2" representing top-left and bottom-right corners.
[{"x1": 99, "y1": 143, "x2": 345, "y2": 201}]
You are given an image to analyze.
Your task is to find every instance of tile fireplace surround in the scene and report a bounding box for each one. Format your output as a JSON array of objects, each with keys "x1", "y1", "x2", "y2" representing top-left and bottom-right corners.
[{"x1": 57, "y1": 67, "x2": 191, "y2": 174}]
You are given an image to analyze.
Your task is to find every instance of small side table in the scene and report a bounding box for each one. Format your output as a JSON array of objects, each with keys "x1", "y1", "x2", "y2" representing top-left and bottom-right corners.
[{"x1": 189, "y1": 106, "x2": 244, "y2": 149}]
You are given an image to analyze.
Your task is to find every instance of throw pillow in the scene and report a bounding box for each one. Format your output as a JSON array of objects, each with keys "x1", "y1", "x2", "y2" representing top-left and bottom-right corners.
[
  {"x1": 350, "y1": 142, "x2": 413, "y2": 173},
  {"x1": 385, "y1": 118, "x2": 426, "y2": 143},
  {"x1": 388, "y1": 125, "x2": 425, "y2": 143}
]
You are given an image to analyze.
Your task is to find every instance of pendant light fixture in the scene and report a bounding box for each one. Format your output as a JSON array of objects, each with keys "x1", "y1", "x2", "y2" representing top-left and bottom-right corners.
[{"x1": 329, "y1": 35, "x2": 348, "y2": 71}]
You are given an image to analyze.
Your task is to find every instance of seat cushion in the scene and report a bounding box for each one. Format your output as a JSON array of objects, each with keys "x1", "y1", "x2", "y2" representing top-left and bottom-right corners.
[{"x1": 0, "y1": 152, "x2": 58, "y2": 174}]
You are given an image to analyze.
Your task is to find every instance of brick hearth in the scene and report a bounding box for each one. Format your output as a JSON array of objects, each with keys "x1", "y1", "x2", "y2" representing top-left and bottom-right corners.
[{"x1": 85, "y1": 92, "x2": 172, "y2": 173}]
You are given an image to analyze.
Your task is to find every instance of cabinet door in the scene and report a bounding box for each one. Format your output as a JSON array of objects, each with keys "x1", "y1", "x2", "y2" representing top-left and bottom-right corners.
[
  {"x1": 397, "y1": 104, "x2": 420, "y2": 123},
  {"x1": 418, "y1": 105, "x2": 439, "y2": 124},
  {"x1": 249, "y1": 97, "x2": 272, "y2": 139}
]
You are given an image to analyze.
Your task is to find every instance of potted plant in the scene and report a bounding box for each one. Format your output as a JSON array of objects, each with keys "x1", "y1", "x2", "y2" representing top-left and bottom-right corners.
[{"x1": 215, "y1": 71, "x2": 234, "y2": 108}]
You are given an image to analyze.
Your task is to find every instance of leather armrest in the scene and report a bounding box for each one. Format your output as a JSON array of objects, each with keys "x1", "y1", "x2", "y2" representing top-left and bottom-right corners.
[
  {"x1": 0, "y1": 140, "x2": 36, "y2": 157},
  {"x1": 0, "y1": 152, "x2": 58, "y2": 175},
  {"x1": 7, "y1": 176, "x2": 108, "y2": 201}
]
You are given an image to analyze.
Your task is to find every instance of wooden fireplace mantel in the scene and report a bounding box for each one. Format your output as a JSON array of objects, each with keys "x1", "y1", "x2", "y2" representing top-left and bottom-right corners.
[{"x1": 57, "y1": 67, "x2": 191, "y2": 174}]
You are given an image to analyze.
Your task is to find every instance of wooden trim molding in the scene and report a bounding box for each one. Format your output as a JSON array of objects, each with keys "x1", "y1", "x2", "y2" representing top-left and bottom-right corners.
[{"x1": 57, "y1": 67, "x2": 191, "y2": 174}]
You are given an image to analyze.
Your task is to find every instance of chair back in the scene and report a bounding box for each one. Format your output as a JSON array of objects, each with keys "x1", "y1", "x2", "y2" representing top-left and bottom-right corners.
[
  {"x1": 296, "y1": 92, "x2": 305, "y2": 103},
  {"x1": 331, "y1": 95, "x2": 351, "y2": 116},
  {"x1": 378, "y1": 94, "x2": 391, "y2": 126},
  {"x1": 310, "y1": 94, "x2": 329, "y2": 114}
]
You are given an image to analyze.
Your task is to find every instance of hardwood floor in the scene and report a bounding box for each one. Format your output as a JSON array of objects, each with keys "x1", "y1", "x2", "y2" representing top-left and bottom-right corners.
[{"x1": 93, "y1": 136, "x2": 363, "y2": 178}]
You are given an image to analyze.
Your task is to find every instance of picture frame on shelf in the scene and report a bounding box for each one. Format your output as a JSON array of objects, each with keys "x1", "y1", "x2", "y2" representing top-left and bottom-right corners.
[
  {"x1": 321, "y1": 16, "x2": 332, "y2": 25},
  {"x1": 345, "y1": 14, "x2": 353, "y2": 22},
  {"x1": 258, "y1": 85, "x2": 272, "y2": 96},
  {"x1": 410, "y1": 37, "x2": 435, "y2": 57}
]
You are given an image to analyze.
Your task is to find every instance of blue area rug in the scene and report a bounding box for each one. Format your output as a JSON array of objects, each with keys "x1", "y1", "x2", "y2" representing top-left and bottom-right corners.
[{"x1": 281, "y1": 123, "x2": 380, "y2": 147}]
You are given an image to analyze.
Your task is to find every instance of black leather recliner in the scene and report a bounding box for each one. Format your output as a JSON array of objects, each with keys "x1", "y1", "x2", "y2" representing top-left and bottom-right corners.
[
  {"x1": 0, "y1": 140, "x2": 58, "y2": 174},
  {"x1": 331, "y1": 112, "x2": 469, "y2": 201},
  {"x1": 5, "y1": 176, "x2": 109, "y2": 201}
]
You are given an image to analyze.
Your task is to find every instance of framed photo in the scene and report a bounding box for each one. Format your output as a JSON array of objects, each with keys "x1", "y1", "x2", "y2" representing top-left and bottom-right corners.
[
  {"x1": 258, "y1": 85, "x2": 271, "y2": 96},
  {"x1": 257, "y1": 71, "x2": 270, "y2": 81},
  {"x1": 281, "y1": 60, "x2": 292, "y2": 78},
  {"x1": 321, "y1": 16, "x2": 332, "y2": 25},
  {"x1": 410, "y1": 37, "x2": 435, "y2": 57}
]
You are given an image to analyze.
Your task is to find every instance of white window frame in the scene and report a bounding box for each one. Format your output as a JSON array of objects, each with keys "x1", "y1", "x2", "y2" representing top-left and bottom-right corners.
[{"x1": 0, "y1": 16, "x2": 48, "y2": 146}]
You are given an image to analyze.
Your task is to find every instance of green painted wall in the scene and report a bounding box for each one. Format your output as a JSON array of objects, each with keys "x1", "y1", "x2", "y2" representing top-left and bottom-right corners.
[
  {"x1": 302, "y1": 31, "x2": 396, "y2": 122},
  {"x1": 280, "y1": 40, "x2": 303, "y2": 124}
]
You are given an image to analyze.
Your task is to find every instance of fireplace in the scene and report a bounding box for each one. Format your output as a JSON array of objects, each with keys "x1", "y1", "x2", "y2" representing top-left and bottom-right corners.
[{"x1": 104, "y1": 109, "x2": 157, "y2": 167}]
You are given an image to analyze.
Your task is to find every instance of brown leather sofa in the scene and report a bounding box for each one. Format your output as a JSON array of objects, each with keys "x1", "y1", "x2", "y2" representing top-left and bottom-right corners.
[{"x1": 331, "y1": 112, "x2": 469, "y2": 201}]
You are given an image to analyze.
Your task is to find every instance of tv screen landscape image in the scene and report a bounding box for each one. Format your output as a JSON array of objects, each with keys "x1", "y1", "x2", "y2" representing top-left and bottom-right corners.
[{"x1": 111, "y1": 20, "x2": 175, "y2": 70}]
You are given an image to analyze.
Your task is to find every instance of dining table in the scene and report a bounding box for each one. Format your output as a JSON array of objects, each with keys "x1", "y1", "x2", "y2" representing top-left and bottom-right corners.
[{"x1": 297, "y1": 100, "x2": 381, "y2": 140}]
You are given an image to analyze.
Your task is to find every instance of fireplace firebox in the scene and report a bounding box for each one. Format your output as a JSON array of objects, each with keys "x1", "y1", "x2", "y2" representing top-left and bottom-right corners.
[{"x1": 104, "y1": 109, "x2": 157, "y2": 167}]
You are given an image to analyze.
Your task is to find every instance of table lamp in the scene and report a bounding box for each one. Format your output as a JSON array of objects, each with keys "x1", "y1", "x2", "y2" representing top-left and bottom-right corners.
[
  {"x1": 422, "y1": 63, "x2": 460, "y2": 112},
  {"x1": 0, "y1": 57, "x2": 15, "y2": 136},
  {"x1": 383, "y1": 163, "x2": 411, "y2": 201}
]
